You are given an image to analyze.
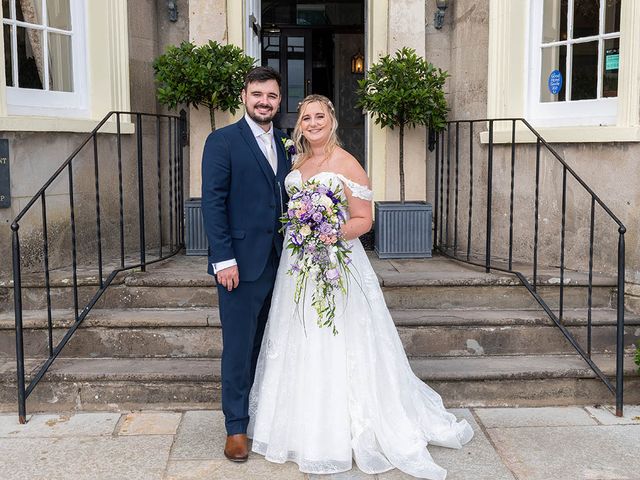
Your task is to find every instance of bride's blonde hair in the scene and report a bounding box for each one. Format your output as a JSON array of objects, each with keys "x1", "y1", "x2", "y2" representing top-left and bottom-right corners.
[{"x1": 292, "y1": 95, "x2": 341, "y2": 169}]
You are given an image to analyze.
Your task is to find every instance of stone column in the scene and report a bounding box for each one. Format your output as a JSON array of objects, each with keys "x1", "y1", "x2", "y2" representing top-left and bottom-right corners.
[{"x1": 188, "y1": 0, "x2": 232, "y2": 199}]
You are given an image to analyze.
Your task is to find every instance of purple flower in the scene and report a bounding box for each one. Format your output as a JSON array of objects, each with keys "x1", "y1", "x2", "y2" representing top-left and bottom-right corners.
[
  {"x1": 319, "y1": 222, "x2": 333, "y2": 235},
  {"x1": 290, "y1": 232, "x2": 304, "y2": 246},
  {"x1": 312, "y1": 212, "x2": 323, "y2": 223},
  {"x1": 325, "y1": 268, "x2": 340, "y2": 281}
]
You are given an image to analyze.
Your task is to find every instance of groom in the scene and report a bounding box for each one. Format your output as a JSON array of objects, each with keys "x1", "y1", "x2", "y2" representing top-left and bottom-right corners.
[{"x1": 201, "y1": 66, "x2": 289, "y2": 462}]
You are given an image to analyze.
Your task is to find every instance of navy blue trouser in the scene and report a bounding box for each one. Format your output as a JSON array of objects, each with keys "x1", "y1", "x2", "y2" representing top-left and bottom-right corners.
[{"x1": 216, "y1": 248, "x2": 279, "y2": 435}]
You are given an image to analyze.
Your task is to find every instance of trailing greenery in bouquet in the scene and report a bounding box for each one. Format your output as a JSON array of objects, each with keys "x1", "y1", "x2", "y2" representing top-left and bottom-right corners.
[{"x1": 281, "y1": 180, "x2": 353, "y2": 335}]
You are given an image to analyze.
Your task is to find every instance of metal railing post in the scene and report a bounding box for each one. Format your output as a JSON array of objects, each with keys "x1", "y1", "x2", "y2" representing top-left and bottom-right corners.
[
  {"x1": 485, "y1": 120, "x2": 493, "y2": 272},
  {"x1": 11, "y1": 223, "x2": 27, "y2": 423},
  {"x1": 433, "y1": 129, "x2": 440, "y2": 250},
  {"x1": 136, "y1": 113, "x2": 146, "y2": 271},
  {"x1": 616, "y1": 227, "x2": 626, "y2": 417}
]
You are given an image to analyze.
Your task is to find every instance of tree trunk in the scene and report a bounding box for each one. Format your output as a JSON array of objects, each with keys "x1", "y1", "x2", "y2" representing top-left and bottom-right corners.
[
  {"x1": 209, "y1": 107, "x2": 216, "y2": 131},
  {"x1": 399, "y1": 122, "x2": 405, "y2": 203}
]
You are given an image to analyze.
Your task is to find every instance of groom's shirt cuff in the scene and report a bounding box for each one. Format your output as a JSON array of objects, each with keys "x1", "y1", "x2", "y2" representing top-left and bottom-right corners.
[{"x1": 212, "y1": 258, "x2": 237, "y2": 274}]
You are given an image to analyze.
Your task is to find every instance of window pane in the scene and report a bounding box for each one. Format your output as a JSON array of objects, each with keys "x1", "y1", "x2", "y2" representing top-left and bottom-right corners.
[
  {"x1": 604, "y1": 0, "x2": 621, "y2": 33},
  {"x1": 267, "y1": 58, "x2": 279, "y2": 71},
  {"x1": 602, "y1": 38, "x2": 619, "y2": 98},
  {"x1": 3, "y1": 24, "x2": 12, "y2": 86},
  {"x1": 2, "y1": 0, "x2": 11, "y2": 19},
  {"x1": 17, "y1": 0, "x2": 43, "y2": 25},
  {"x1": 16, "y1": 26, "x2": 43, "y2": 89},
  {"x1": 542, "y1": 0, "x2": 568, "y2": 43},
  {"x1": 262, "y1": 1, "x2": 364, "y2": 26},
  {"x1": 571, "y1": 41, "x2": 598, "y2": 100},
  {"x1": 287, "y1": 36, "x2": 305, "y2": 112},
  {"x1": 48, "y1": 31, "x2": 72, "y2": 91},
  {"x1": 540, "y1": 45, "x2": 567, "y2": 102},
  {"x1": 47, "y1": 0, "x2": 71, "y2": 30},
  {"x1": 573, "y1": 0, "x2": 599, "y2": 38}
]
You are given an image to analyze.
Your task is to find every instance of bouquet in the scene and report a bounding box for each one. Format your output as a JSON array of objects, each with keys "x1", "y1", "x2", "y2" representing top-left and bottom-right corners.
[{"x1": 281, "y1": 180, "x2": 352, "y2": 335}]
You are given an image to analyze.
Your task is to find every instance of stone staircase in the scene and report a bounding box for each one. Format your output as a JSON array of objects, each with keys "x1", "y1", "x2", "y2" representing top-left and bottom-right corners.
[{"x1": 0, "y1": 254, "x2": 638, "y2": 413}]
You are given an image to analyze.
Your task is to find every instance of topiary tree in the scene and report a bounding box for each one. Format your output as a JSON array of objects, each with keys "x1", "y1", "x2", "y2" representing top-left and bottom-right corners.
[
  {"x1": 357, "y1": 47, "x2": 449, "y2": 203},
  {"x1": 153, "y1": 40, "x2": 255, "y2": 131}
]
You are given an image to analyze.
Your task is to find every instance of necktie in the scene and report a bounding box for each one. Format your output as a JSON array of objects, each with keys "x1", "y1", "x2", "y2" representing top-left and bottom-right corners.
[{"x1": 260, "y1": 132, "x2": 277, "y2": 174}]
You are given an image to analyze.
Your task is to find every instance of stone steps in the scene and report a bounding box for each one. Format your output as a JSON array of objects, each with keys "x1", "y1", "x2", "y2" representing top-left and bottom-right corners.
[
  {"x1": 0, "y1": 254, "x2": 632, "y2": 413},
  {"x1": 0, "y1": 354, "x2": 636, "y2": 413},
  {"x1": 0, "y1": 281, "x2": 617, "y2": 312},
  {"x1": 1, "y1": 307, "x2": 637, "y2": 359},
  {"x1": 0, "y1": 255, "x2": 617, "y2": 312}
]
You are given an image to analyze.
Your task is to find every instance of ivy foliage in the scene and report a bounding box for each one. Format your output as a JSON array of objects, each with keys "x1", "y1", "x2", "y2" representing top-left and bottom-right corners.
[{"x1": 153, "y1": 41, "x2": 255, "y2": 130}]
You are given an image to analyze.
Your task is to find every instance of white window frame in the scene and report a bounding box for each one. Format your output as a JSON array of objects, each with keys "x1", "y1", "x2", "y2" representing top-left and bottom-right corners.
[
  {"x1": 486, "y1": 0, "x2": 640, "y2": 143},
  {"x1": 526, "y1": 0, "x2": 619, "y2": 127},
  {"x1": 3, "y1": 0, "x2": 88, "y2": 118},
  {"x1": 244, "y1": 0, "x2": 261, "y2": 63},
  {"x1": 0, "y1": 0, "x2": 131, "y2": 133}
]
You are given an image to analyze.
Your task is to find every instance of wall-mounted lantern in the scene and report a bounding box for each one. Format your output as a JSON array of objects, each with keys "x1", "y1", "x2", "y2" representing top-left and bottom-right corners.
[
  {"x1": 351, "y1": 52, "x2": 365, "y2": 74},
  {"x1": 434, "y1": 0, "x2": 449, "y2": 30}
]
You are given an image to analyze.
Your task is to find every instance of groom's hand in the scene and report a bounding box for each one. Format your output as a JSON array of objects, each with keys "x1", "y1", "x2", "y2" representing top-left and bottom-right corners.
[{"x1": 216, "y1": 265, "x2": 240, "y2": 291}]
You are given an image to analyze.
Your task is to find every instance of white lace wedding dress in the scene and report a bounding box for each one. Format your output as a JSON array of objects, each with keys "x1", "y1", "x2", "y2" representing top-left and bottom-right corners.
[{"x1": 248, "y1": 170, "x2": 473, "y2": 479}]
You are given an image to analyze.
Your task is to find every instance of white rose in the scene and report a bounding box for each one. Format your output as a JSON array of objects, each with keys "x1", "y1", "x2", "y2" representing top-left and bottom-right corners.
[
  {"x1": 319, "y1": 195, "x2": 334, "y2": 209},
  {"x1": 300, "y1": 225, "x2": 311, "y2": 237}
]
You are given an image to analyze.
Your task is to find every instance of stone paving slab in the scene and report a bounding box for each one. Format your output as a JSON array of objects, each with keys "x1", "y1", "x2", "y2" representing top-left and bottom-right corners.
[
  {"x1": 585, "y1": 405, "x2": 640, "y2": 425},
  {"x1": 486, "y1": 424, "x2": 640, "y2": 480},
  {"x1": 474, "y1": 406, "x2": 598, "y2": 428},
  {"x1": 309, "y1": 466, "x2": 371, "y2": 479},
  {"x1": 117, "y1": 411, "x2": 182, "y2": 436},
  {"x1": 170, "y1": 410, "x2": 231, "y2": 461},
  {"x1": 165, "y1": 458, "x2": 305, "y2": 479},
  {"x1": 0, "y1": 412, "x2": 120, "y2": 437},
  {"x1": 0, "y1": 407, "x2": 638, "y2": 479},
  {"x1": 421, "y1": 409, "x2": 515, "y2": 480},
  {"x1": 0, "y1": 435, "x2": 174, "y2": 480}
]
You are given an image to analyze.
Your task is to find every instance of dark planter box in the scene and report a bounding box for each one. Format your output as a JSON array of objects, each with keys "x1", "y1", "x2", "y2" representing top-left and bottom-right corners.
[
  {"x1": 185, "y1": 198, "x2": 208, "y2": 256},
  {"x1": 374, "y1": 201, "x2": 432, "y2": 259}
]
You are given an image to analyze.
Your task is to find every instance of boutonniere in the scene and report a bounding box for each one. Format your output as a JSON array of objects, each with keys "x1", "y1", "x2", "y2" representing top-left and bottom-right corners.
[{"x1": 281, "y1": 138, "x2": 296, "y2": 159}]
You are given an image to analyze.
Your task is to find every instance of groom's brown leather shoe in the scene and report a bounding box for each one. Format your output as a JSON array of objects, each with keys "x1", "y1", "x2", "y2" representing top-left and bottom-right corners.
[{"x1": 224, "y1": 434, "x2": 249, "y2": 462}]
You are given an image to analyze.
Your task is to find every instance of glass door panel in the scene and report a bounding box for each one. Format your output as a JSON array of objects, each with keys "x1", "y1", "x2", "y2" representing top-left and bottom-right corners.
[{"x1": 261, "y1": 28, "x2": 311, "y2": 131}]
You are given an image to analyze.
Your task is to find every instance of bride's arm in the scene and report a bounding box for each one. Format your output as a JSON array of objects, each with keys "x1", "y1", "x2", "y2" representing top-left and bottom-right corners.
[{"x1": 338, "y1": 157, "x2": 373, "y2": 241}]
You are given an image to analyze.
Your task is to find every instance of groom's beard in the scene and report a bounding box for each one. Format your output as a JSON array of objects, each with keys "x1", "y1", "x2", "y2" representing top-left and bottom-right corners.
[{"x1": 247, "y1": 103, "x2": 277, "y2": 125}]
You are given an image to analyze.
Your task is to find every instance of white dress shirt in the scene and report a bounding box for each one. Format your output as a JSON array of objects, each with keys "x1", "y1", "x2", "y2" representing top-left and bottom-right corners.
[{"x1": 212, "y1": 114, "x2": 277, "y2": 274}]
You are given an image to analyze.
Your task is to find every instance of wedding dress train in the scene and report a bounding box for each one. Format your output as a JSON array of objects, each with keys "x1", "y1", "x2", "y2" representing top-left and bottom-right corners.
[{"x1": 248, "y1": 170, "x2": 473, "y2": 479}]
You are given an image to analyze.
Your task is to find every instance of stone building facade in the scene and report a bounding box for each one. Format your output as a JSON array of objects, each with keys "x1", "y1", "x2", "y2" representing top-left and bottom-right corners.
[{"x1": 2, "y1": 0, "x2": 638, "y2": 310}]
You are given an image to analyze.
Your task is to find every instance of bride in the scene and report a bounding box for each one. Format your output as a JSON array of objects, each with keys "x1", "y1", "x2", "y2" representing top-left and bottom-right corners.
[{"x1": 248, "y1": 95, "x2": 473, "y2": 479}]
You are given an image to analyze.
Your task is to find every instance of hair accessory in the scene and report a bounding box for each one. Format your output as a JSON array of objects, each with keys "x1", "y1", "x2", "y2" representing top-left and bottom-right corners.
[{"x1": 297, "y1": 97, "x2": 335, "y2": 113}]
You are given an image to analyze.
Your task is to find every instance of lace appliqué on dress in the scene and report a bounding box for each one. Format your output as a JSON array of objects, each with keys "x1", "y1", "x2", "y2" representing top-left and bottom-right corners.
[{"x1": 335, "y1": 173, "x2": 374, "y2": 201}]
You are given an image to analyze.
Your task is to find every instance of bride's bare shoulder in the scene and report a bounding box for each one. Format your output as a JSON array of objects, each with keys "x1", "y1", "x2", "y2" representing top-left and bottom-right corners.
[{"x1": 332, "y1": 148, "x2": 369, "y2": 187}]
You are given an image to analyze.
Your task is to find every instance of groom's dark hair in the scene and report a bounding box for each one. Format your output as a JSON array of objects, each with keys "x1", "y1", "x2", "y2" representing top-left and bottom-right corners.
[{"x1": 243, "y1": 66, "x2": 281, "y2": 90}]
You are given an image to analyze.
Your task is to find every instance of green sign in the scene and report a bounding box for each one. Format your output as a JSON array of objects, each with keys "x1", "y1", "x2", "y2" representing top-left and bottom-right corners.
[{"x1": 606, "y1": 51, "x2": 619, "y2": 71}]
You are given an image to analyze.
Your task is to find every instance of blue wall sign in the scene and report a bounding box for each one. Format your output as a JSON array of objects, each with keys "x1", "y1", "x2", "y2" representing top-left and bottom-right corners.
[{"x1": 548, "y1": 70, "x2": 563, "y2": 95}]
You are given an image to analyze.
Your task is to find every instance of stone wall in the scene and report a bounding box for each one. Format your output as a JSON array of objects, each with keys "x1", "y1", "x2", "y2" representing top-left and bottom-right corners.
[
  {"x1": 425, "y1": 0, "x2": 640, "y2": 309},
  {"x1": 0, "y1": 0, "x2": 190, "y2": 278}
]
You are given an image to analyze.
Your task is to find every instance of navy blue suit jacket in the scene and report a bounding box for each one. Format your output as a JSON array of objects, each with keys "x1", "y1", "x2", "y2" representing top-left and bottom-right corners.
[{"x1": 201, "y1": 117, "x2": 290, "y2": 282}]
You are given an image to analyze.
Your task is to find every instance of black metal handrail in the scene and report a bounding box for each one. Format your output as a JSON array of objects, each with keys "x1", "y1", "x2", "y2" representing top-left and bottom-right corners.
[
  {"x1": 11, "y1": 110, "x2": 186, "y2": 423},
  {"x1": 433, "y1": 118, "x2": 626, "y2": 416}
]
